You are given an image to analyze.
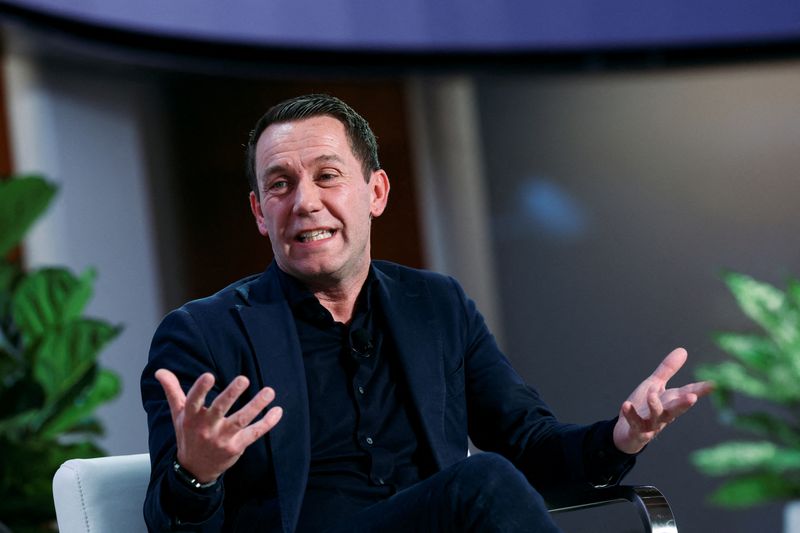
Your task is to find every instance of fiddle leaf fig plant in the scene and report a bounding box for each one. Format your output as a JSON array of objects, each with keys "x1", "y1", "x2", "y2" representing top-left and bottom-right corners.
[
  {"x1": 0, "y1": 175, "x2": 122, "y2": 532},
  {"x1": 692, "y1": 272, "x2": 800, "y2": 507}
]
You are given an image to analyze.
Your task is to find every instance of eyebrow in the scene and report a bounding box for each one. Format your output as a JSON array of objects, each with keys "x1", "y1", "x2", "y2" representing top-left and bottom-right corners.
[
  {"x1": 311, "y1": 154, "x2": 346, "y2": 167},
  {"x1": 260, "y1": 154, "x2": 346, "y2": 182}
]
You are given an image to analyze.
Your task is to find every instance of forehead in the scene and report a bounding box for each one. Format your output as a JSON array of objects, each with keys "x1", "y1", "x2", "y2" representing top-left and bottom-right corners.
[{"x1": 255, "y1": 116, "x2": 354, "y2": 169}]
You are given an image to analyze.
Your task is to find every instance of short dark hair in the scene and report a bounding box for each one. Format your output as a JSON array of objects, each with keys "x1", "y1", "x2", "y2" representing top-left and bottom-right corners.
[{"x1": 246, "y1": 94, "x2": 380, "y2": 198}]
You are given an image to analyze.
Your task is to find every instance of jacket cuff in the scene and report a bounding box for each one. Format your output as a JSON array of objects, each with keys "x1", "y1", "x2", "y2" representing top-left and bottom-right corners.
[
  {"x1": 583, "y1": 417, "x2": 638, "y2": 487},
  {"x1": 163, "y1": 460, "x2": 225, "y2": 528}
]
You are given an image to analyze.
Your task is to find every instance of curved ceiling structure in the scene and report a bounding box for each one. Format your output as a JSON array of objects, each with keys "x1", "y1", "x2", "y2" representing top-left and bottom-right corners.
[{"x1": 2, "y1": 0, "x2": 799, "y2": 53}]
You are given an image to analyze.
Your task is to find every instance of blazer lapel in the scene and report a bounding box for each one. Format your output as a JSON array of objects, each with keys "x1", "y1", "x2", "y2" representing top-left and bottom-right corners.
[
  {"x1": 235, "y1": 267, "x2": 309, "y2": 533},
  {"x1": 375, "y1": 268, "x2": 448, "y2": 469}
]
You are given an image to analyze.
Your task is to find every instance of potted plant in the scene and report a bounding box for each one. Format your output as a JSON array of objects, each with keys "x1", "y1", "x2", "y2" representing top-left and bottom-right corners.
[
  {"x1": 692, "y1": 271, "x2": 800, "y2": 530},
  {"x1": 0, "y1": 175, "x2": 122, "y2": 532}
]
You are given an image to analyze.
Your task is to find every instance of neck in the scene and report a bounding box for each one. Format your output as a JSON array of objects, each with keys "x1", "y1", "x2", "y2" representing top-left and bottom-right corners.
[{"x1": 305, "y1": 268, "x2": 370, "y2": 325}]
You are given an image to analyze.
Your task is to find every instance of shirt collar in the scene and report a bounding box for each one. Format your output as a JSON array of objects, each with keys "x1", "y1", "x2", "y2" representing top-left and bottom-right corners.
[{"x1": 275, "y1": 263, "x2": 378, "y2": 325}]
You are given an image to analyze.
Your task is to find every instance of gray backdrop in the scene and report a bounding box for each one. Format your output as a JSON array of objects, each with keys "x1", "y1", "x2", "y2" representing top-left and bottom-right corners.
[{"x1": 476, "y1": 62, "x2": 800, "y2": 532}]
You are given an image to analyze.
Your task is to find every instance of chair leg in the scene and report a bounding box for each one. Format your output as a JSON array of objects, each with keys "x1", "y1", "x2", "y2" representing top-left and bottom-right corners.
[
  {"x1": 546, "y1": 485, "x2": 678, "y2": 533},
  {"x1": 625, "y1": 486, "x2": 677, "y2": 533}
]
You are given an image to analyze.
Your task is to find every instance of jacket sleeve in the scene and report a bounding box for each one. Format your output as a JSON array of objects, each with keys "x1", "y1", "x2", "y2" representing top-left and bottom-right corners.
[
  {"x1": 141, "y1": 308, "x2": 226, "y2": 532},
  {"x1": 450, "y1": 278, "x2": 636, "y2": 489}
]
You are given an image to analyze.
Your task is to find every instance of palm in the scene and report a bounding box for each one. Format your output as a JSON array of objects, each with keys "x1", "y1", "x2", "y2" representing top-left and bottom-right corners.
[{"x1": 613, "y1": 348, "x2": 713, "y2": 454}]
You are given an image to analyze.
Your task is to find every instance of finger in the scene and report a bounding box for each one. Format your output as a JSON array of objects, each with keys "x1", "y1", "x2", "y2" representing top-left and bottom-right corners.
[
  {"x1": 649, "y1": 348, "x2": 688, "y2": 384},
  {"x1": 226, "y1": 387, "x2": 276, "y2": 430},
  {"x1": 662, "y1": 392, "x2": 698, "y2": 419},
  {"x1": 234, "y1": 406, "x2": 284, "y2": 449},
  {"x1": 155, "y1": 369, "x2": 185, "y2": 426},
  {"x1": 647, "y1": 392, "x2": 664, "y2": 421},
  {"x1": 660, "y1": 381, "x2": 714, "y2": 406},
  {"x1": 185, "y1": 373, "x2": 215, "y2": 415},
  {"x1": 621, "y1": 401, "x2": 645, "y2": 430},
  {"x1": 209, "y1": 376, "x2": 250, "y2": 418},
  {"x1": 678, "y1": 380, "x2": 715, "y2": 398}
]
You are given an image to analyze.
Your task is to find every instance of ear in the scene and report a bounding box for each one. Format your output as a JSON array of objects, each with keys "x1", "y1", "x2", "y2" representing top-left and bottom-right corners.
[
  {"x1": 369, "y1": 170, "x2": 390, "y2": 218},
  {"x1": 249, "y1": 191, "x2": 269, "y2": 237}
]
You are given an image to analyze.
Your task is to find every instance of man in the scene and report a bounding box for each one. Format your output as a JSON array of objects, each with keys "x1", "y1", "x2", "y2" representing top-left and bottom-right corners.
[{"x1": 141, "y1": 94, "x2": 712, "y2": 532}]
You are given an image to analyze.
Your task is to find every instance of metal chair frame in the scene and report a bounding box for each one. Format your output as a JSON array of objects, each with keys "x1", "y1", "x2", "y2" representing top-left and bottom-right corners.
[{"x1": 546, "y1": 484, "x2": 678, "y2": 533}]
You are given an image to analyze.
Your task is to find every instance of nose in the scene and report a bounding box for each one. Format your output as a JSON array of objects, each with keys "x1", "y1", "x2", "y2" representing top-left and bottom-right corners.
[{"x1": 292, "y1": 177, "x2": 322, "y2": 215}]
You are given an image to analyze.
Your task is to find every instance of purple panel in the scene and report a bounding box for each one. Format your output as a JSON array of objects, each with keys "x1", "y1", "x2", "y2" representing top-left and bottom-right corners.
[{"x1": 4, "y1": 0, "x2": 800, "y2": 51}]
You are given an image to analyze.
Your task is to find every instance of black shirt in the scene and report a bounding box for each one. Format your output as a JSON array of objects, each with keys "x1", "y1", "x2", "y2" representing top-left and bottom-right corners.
[{"x1": 276, "y1": 267, "x2": 433, "y2": 531}]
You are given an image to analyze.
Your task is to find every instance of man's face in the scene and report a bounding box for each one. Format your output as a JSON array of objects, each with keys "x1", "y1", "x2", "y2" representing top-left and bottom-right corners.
[{"x1": 249, "y1": 116, "x2": 389, "y2": 287}]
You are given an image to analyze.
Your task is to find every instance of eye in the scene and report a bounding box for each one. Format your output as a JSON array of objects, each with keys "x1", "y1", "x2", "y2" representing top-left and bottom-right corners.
[
  {"x1": 317, "y1": 171, "x2": 340, "y2": 184},
  {"x1": 267, "y1": 179, "x2": 289, "y2": 193}
]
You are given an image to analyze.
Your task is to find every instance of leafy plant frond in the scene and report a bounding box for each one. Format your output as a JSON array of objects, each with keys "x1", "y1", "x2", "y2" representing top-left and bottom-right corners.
[
  {"x1": 713, "y1": 333, "x2": 779, "y2": 372},
  {"x1": 725, "y1": 412, "x2": 800, "y2": 448},
  {"x1": 0, "y1": 439, "x2": 104, "y2": 523},
  {"x1": 11, "y1": 267, "x2": 96, "y2": 344},
  {"x1": 0, "y1": 176, "x2": 122, "y2": 531},
  {"x1": 0, "y1": 175, "x2": 57, "y2": 257},
  {"x1": 788, "y1": 279, "x2": 800, "y2": 310},
  {"x1": 29, "y1": 319, "x2": 121, "y2": 406},
  {"x1": 724, "y1": 272, "x2": 800, "y2": 351},
  {"x1": 709, "y1": 472, "x2": 800, "y2": 508},
  {"x1": 695, "y1": 271, "x2": 800, "y2": 508},
  {"x1": 40, "y1": 369, "x2": 121, "y2": 439},
  {"x1": 696, "y1": 361, "x2": 790, "y2": 402},
  {"x1": 692, "y1": 441, "x2": 800, "y2": 476}
]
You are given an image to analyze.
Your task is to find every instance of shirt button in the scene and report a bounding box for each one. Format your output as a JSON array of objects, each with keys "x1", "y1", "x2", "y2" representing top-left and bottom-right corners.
[
  {"x1": 358, "y1": 386, "x2": 365, "y2": 395},
  {"x1": 366, "y1": 437, "x2": 374, "y2": 445},
  {"x1": 377, "y1": 478, "x2": 385, "y2": 485}
]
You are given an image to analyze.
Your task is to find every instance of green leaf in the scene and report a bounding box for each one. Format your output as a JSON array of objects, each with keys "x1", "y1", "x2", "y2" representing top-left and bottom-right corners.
[
  {"x1": 0, "y1": 348, "x2": 16, "y2": 383},
  {"x1": 58, "y1": 418, "x2": 104, "y2": 436},
  {"x1": 29, "y1": 319, "x2": 121, "y2": 404},
  {"x1": 0, "y1": 175, "x2": 57, "y2": 257},
  {"x1": 692, "y1": 441, "x2": 800, "y2": 476},
  {"x1": 41, "y1": 368, "x2": 121, "y2": 438},
  {"x1": 713, "y1": 333, "x2": 778, "y2": 372},
  {"x1": 0, "y1": 437, "x2": 104, "y2": 523},
  {"x1": 725, "y1": 272, "x2": 784, "y2": 327},
  {"x1": 727, "y1": 412, "x2": 800, "y2": 448},
  {"x1": 0, "y1": 260, "x2": 19, "y2": 293},
  {"x1": 0, "y1": 261, "x2": 22, "y2": 356},
  {"x1": 0, "y1": 408, "x2": 39, "y2": 437},
  {"x1": 696, "y1": 362, "x2": 775, "y2": 401},
  {"x1": 11, "y1": 267, "x2": 96, "y2": 342},
  {"x1": 724, "y1": 272, "x2": 800, "y2": 348},
  {"x1": 788, "y1": 278, "x2": 800, "y2": 310},
  {"x1": 0, "y1": 373, "x2": 45, "y2": 422},
  {"x1": 765, "y1": 361, "x2": 800, "y2": 403},
  {"x1": 707, "y1": 472, "x2": 800, "y2": 507}
]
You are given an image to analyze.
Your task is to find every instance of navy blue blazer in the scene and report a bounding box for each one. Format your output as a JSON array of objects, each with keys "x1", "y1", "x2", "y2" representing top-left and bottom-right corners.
[{"x1": 141, "y1": 261, "x2": 629, "y2": 532}]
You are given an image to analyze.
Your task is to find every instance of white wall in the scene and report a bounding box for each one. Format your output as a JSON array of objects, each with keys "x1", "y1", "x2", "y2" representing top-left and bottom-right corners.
[
  {"x1": 4, "y1": 48, "x2": 164, "y2": 454},
  {"x1": 407, "y1": 76, "x2": 504, "y2": 343}
]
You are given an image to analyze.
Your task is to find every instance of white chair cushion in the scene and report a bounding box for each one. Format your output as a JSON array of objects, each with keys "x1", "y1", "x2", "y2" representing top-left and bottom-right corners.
[{"x1": 53, "y1": 453, "x2": 150, "y2": 533}]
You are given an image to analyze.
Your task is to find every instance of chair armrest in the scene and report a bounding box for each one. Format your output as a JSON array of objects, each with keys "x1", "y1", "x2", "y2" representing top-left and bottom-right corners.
[{"x1": 544, "y1": 485, "x2": 677, "y2": 533}]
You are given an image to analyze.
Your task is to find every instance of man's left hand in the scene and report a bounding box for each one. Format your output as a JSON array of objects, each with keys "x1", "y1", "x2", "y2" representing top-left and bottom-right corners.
[{"x1": 613, "y1": 347, "x2": 713, "y2": 454}]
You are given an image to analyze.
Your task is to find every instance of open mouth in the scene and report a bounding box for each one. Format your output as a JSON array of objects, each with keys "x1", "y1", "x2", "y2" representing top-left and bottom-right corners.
[{"x1": 296, "y1": 229, "x2": 336, "y2": 243}]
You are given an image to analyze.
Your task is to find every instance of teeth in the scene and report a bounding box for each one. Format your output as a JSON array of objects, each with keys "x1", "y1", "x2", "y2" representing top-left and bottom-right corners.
[{"x1": 299, "y1": 229, "x2": 333, "y2": 242}]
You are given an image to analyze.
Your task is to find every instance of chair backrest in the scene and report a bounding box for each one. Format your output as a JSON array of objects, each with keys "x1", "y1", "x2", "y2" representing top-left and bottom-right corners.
[{"x1": 52, "y1": 453, "x2": 150, "y2": 533}]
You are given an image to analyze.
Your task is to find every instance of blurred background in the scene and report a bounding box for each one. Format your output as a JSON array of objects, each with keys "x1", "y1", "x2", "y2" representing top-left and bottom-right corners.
[{"x1": 1, "y1": 1, "x2": 799, "y2": 531}]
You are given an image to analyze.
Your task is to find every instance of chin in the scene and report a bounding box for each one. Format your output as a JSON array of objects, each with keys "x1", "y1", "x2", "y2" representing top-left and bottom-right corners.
[{"x1": 287, "y1": 263, "x2": 341, "y2": 282}]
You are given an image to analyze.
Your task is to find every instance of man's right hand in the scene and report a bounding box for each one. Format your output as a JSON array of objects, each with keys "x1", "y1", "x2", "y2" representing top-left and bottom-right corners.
[{"x1": 155, "y1": 369, "x2": 284, "y2": 484}]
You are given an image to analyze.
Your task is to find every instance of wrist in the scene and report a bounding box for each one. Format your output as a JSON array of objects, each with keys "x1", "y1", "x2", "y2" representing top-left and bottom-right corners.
[
  {"x1": 172, "y1": 459, "x2": 219, "y2": 490},
  {"x1": 613, "y1": 420, "x2": 647, "y2": 455}
]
